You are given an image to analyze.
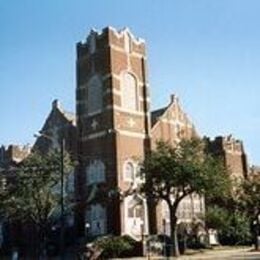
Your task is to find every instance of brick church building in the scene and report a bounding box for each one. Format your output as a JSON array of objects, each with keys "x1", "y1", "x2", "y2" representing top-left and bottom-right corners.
[
  {"x1": 31, "y1": 27, "x2": 205, "y2": 240},
  {"x1": 1, "y1": 27, "x2": 249, "y2": 243},
  {"x1": 74, "y1": 27, "x2": 204, "y2": 239}
]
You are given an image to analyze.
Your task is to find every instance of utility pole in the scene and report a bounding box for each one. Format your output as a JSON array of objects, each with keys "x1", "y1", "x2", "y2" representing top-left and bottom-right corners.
[{"x1": 60, "y1": 138, "x2": 65, "y2": 259}]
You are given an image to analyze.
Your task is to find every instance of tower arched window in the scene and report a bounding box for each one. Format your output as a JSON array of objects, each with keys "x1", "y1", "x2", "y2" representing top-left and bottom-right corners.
[
  {"x1": 123, "y1": 161, "x2": 135, "y2": 181},
  {"x1": 86, "y1": 160, "x2": 105, "y2": 185},
  {"x1": 86, "y1": 204, "x2": 106, "y2": 235},
  {"x1": 121, "y1": 72, "x2": 138, "y2": 111},
  {"x1": 87, "y1": 75, "x2": 103, "y2": 114}
]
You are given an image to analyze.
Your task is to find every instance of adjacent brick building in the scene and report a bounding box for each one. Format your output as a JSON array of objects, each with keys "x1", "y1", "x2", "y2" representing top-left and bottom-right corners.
[
  {"x1": 206, "y1": 135, "x2": 248, "y2": 180},
  {"x1": 33, "y1": 99, "x2": 77, "y2": 227},
  {"x1": 0, "y1": 144, "x2": 31, "y2": 167},
  {"x1": 150, "y1": 95, "x2": 204, "y2": 235},
  {"x1": 249, "y1": 165, "x2": 260, "y2": 180},
  {"x1": 33, "y1": 99, "x2": 77, "y2": 157}
]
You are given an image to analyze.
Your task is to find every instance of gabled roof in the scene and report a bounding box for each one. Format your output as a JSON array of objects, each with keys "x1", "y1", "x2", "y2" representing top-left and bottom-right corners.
[
  {"x1": 33, "y1": 100, "x2": 77, "y2": 153},
  {"x1": 151, "y1": 94, "x2": 197, "y2": 136},
  {"x1": 151, "y1": 107, "x2": 167, "y2": 126},
  {"x1": 40, "y1": 100, "x2": 76, "y2": 132},
  {"x1": 63, "y1": 110, "x2": 76, "y2": 126}
]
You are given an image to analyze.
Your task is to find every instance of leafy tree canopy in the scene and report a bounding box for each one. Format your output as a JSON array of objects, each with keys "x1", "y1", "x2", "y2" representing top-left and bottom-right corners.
[
  {"x1": 1, "y1": 150, "x2": 73, "y2": 227},
  {"x1": 140, "y1": 138, "x2": 231, "y2": 256},
  {"x1": 141, "y1": 138, "x2": 230, "y2": 206}
]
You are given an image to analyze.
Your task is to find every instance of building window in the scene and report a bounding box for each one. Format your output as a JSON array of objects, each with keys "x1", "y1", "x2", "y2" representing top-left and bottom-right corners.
[
  {"x1": 66, "y1": 170, "x2": 74, "y2": 194},
  {"x1": 86, "y1": 204, "x2": 107, "y2": 235},
  {"x1": 87, "y1": 75, "x2": 103, "y2": 114},
  {"x1": 124, "y1": 161, "x2": 135, "y2": 181},
  {"x1": 128, "y1": 204, "x2": 143, "y2": 218},
  {"x1": 86, "y1": 160, "x2": 105, "y2": 185},
  {"x1": 121, "y1": 72, "x2": 138, "y2": 111},
  {"x1": 176, "y1": 124, "x2": 181, "y2": 138}
]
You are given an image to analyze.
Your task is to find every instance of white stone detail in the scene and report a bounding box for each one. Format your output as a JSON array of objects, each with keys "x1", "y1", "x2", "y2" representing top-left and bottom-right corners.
[
  {"x1": 107, "y1": 26, "x2": 145, "y2": 44},
  {"x1": 110, "y1": 44, "x2": 146, "y2": 59},
  {"x1": 128, "y1": 118, "x2": 136, "y2": 128},
  {"x1": 123, "y1": 195, "x2": 148, "y2": 240},
  {"x1": 117, "y1": 129, "x2": 147, "y2": 139},
  {"x1": 106, "y1": 104, "x2": 146, "y2": 116},
  {"x1": 88, "y1": 30, "x2": 96, "y2": 54},
  {"x1": 80, "y1": 130, "x2": 108, "y2": 140},
  {"x1": 124, "y1": 31, "x2": 131, "y2": 53}
]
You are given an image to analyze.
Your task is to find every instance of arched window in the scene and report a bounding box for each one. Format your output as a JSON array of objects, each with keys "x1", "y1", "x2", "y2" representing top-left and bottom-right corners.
[
  {"x1": 128, "y1": 204, "x2": 143, "y2": 218},
  {"x1": 87, "y1": 75, "x2": 103, "y2": 114},
  {"x1": 124, "y1": 195, "x2": 145, "y2": 238},
  {"x1": 86, "y1": 160, "x2": 105, "y2": 185},
  {"x1": 124, "y1": 161, "x2": 134, "y2": 181},
  {"x1": 66, "y1": 170, "x2": 74, "y2": 194},
  {"x1": 86, "y1": 204, "x2": 106, "y2": 235},
  {"x1": 121, "y1": 72, "x2": 138, "y2": 111}
]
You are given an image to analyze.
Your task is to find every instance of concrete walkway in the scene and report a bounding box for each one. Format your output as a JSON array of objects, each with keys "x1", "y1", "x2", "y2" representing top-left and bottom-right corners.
[
  {"x1": 178, "y1": 247, "x2": 259, "y2": 259},
  {"x1": 112, "y1": 247, "x2": 260, "y2": 260}
]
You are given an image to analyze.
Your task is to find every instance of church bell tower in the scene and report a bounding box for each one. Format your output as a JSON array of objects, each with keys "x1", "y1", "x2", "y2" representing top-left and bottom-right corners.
[{"x1": 76, "y1": 27, "x2": 150, "y2": 239}]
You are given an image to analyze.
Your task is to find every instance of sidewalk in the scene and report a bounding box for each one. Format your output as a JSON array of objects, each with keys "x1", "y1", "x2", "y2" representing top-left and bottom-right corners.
[
  {"x1": 112, "y1": 246, "x2": 260, "y2": 259},
  {"x1": 178, "y1": 246, "x2": 254, "y2": 259}
]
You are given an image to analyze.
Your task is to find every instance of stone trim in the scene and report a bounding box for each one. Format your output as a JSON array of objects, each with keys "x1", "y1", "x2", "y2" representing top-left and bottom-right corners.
[
  {"x1": 110, "y1": 44, "x2": 146, "y2": 59},
  {"x1": 80, "y1": 130, "x2": 107, "y2": 140},
  {"x1": 106, "y1": 104, "x2": 148, "y2": 116}
]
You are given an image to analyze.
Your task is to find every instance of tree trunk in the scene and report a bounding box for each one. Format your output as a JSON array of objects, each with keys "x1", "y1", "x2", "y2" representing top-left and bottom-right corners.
[
  {"x1": 37, "y1": 225, "x2": 47, "y2": 259},
  {"x1": 255, "y1": 227, "x2": 259, "y2": 251},
  {"x1": 255, "y1": 237, "x2": 259, "y2": 251},
  {"x1": 170, "y1": 207, "x2": 180, "y2": 257},
  {"x1": 252, "y1": 218, "x2": 260, "y2": 251}
]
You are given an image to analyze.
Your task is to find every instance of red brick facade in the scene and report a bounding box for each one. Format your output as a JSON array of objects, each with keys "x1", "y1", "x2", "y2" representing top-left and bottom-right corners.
[
  {"x1": 75, "y1": 27, "x2": 205, "y2": 239},
  {"x1": 206, "y1": 135, "x2": 248, "y2": 180},
  {"x1": 76, "y1": 27, "x2": 150, "y2": 239}
]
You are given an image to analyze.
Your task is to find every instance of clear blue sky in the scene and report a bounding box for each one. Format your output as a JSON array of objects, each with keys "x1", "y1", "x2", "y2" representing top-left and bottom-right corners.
[{"x1": 1, "y1": 0, "x2": 259, "y2": 165}]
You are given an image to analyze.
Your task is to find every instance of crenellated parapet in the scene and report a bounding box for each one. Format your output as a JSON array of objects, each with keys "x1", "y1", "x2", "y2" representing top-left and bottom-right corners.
[
  {"x1": 208, "y1": 135, "x2": 245, "y2": 155},
  {"x1": 0, "y1": 144, "x2": 31, "y2": 165},
  {"x1": 77, "y1": 26, "x2": 146, "y2": 58},
  {"x1": 206, "y1": 135, "x2": 248, "y2": 179}
]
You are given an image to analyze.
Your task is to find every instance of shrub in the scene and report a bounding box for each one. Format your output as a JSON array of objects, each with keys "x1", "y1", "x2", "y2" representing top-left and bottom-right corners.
[{"x1": 94, "y1": 235, "x2": 135, "y2": 258}]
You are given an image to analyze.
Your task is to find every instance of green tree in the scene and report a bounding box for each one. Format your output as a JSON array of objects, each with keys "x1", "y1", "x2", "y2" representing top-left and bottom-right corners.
[
  {"x1": 206, "y1": 205, "x2": 252, "y2": 245},
  {"x1": 1, "y1": 151, "x2": 73, "y2": 257},
  {"x1": 140, "y1": 138, "x2": 230, "y2": 256},
  {"x1": 206, "y1": 205, "x2": 230, "y2": 232},
  {"x1": 238, "y1": 176, "x2": 260, "y2": 250}
]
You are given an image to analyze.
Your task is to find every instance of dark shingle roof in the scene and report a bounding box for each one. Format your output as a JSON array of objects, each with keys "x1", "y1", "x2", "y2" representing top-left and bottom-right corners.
[{"x1": 151, "y1": 107, "x2": 167, "y2": 126}]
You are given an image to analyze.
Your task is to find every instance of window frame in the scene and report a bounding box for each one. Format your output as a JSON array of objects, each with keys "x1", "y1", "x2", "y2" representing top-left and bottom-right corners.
[{"x1": 120, "y1": 71, "x2": 139, "y2": 111}]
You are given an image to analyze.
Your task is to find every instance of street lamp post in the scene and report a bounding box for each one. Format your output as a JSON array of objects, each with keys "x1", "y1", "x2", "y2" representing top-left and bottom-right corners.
[
  {"x1": 162, "y1": 218, "x2": 167, "y2": 258},
  {"x1": 140, "y1": 219, "x2": 145, "y2": 257},
  {"x1": 85, "y1": 222, "x2": 90, "y2": 241},
  {"x1": 255, "y1": 214, "x2": 260, "y2": 251}
]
